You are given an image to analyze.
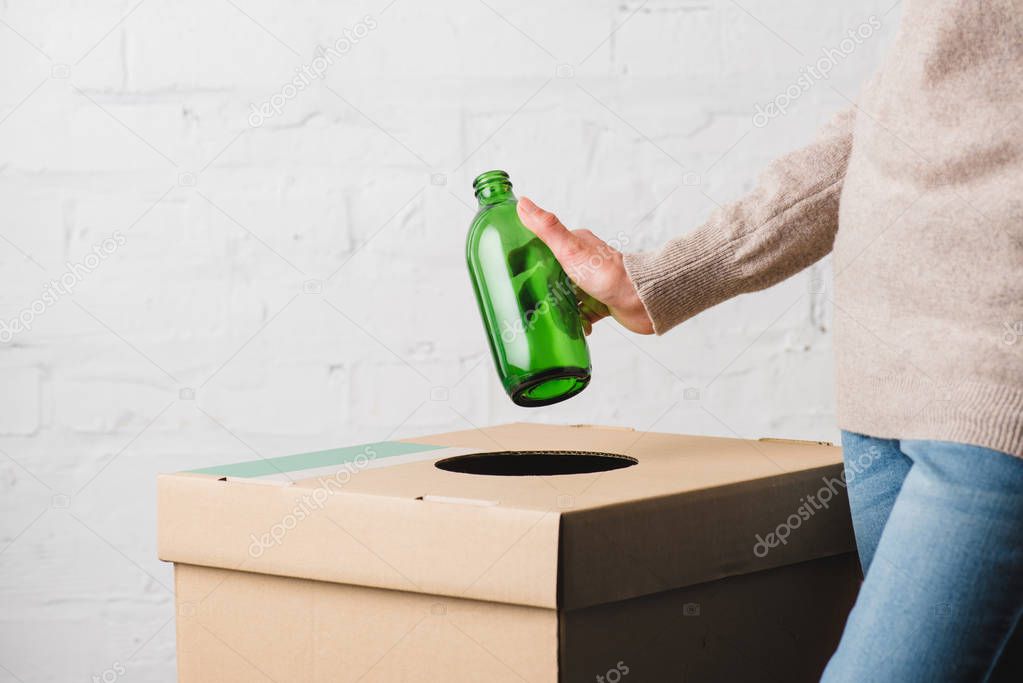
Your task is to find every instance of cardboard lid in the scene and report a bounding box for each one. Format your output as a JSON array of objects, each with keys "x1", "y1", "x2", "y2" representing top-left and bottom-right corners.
[{"x1": 158, "y1": 423, "x2": 854, "y2": 609}]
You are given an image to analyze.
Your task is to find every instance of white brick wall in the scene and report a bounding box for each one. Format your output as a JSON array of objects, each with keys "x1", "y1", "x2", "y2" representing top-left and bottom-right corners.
[{"x1": 0, "y1": 1, "x2": 900, "y2": 680}]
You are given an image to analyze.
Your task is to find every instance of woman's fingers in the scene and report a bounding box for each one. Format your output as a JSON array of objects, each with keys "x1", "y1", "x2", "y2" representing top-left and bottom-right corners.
[
  {"x1": 573, "y1": 287, "x2": 609, "y2": 336},
  {"x1": 517, "y1": 197, "x2": 587, "y2": 264},
  {"x1": 578, "y1": 291, "x2": 609, "y2": 319},
  {"x1": 518, "y1": 196, "x2": 654, "y2": 335}
]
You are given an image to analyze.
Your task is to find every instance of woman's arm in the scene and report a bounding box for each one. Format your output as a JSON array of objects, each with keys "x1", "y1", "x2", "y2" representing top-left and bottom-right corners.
[
  {"x1": 516, "y1": 106, "x2": 857, "y2": 336},
  {"x1": 624, "y1": 106, "x2": 857, "y2": 333}
]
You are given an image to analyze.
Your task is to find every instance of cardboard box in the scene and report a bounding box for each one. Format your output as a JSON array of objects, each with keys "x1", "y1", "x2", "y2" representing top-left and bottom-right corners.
[{"x1": 159, "y1": 423, "x2": 859, "y2": 682}]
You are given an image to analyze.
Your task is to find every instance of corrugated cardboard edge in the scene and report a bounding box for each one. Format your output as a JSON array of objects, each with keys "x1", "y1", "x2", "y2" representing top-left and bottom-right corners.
[{"x1": 157, "y1": 471, "x2": 562, "y2": 608}]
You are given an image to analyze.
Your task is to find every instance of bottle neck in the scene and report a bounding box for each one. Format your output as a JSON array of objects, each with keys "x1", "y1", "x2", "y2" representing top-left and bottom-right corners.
[
  {"x1": 473, "y1": 170, "x2": 515, "y2": 207},
  {"x1": 476, "y1": 182, "x2": 515, "y2": 206}
]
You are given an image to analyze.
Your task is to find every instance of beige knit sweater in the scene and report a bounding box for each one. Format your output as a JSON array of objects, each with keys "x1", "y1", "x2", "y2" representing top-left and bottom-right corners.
[{"x1": 624, "y1": 0, "x2": 1023, "y2": 457}]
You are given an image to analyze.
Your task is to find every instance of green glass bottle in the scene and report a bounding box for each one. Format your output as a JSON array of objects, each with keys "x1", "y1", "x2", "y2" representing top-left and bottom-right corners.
[{"x1": 466, "y1": 170, "x2": 591, "y2": 406}]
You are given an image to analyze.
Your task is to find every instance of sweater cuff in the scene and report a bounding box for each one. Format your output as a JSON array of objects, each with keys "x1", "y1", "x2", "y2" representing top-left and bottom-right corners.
[{"x1": 623, "y1": 226, "x2": 746, "y2": 335}]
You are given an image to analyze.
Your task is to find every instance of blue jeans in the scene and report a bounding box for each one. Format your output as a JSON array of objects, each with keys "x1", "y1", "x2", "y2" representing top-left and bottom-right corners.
[{"x1": 821, "y1": 432, "x2": 1023, "y2": 682}]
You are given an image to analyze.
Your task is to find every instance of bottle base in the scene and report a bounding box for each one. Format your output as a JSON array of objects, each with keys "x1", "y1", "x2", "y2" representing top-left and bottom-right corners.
[{"x1": 508, "y1": 367, "x2": 590, "y2": 407}]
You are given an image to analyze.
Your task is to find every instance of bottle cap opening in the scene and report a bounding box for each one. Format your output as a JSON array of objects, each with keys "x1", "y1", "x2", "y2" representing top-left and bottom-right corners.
[
  {"x1": 473, "y1": 170, "x2": 513, "y2": 202},
  {"x1": 472, "y1": 169, "x2": 510, "y2": 190}
]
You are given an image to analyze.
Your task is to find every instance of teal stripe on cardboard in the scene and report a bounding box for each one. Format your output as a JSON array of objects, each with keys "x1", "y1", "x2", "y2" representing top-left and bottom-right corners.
[{"x1": 187, "y1": 441, "x2": 442, "y2": 478}]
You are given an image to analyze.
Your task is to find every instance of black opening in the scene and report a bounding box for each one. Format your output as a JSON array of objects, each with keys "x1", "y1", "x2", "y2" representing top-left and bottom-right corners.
[{"x1": 434, "y1": 450, "x2": 637, "y2": 476}]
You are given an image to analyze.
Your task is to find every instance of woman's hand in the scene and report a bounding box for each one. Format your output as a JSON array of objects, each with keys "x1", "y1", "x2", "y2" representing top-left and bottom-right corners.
[{"x1": 517, "y1": 197, "x2": 654, "y2": 335}]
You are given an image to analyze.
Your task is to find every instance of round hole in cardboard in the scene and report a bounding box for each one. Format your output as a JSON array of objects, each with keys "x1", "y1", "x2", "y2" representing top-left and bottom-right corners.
[{"x1": 434, "y1": 450, "x2": 637, "y2": 476}]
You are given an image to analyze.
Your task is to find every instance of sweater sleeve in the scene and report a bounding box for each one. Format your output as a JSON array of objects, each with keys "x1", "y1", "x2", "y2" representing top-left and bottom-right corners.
[{"x1": 622, "y1": 106, "x2": 857, "y2": 334}]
